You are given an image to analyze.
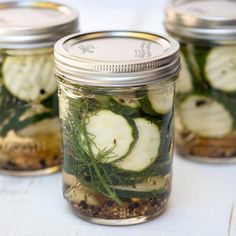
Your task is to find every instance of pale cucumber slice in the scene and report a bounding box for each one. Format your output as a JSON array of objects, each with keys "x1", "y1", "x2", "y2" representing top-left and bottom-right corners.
[
  {"x1": 86, "y1": 110, "x2": 137, "y2": 163},
  {"x1": 2, "y1": 54, "x2": 57, "y2": 101},
  {"x1": 114, "y1": 118, "x2": 160, "y2": 172},
  {"x1": 18, "y1": 118, "x2": 60, "y2": 137},
  {"x1": 148, "y1": 85, "x2": 174, "y2": 115},
  {"x1": 19, "y1": 104, "x2": 51, "y2": 122},
  {"x1": 114, "y1": 176, "x2": 167, "y2": 192},
  {"x1": 63, "y1": 171, "x2": 100, "y2": 206},
  {"x1": 178, "y1": 95, "x2": 233, "y2": 138},
  {"x1": 176, "y1": 53, "x2": 193, "y2": 93},
  {"x1": 113, "y1": 176, "x2": 169, "y2": 198},
  {"x1": 205, "y1": 46, "x2": 236, "y2": 92}
]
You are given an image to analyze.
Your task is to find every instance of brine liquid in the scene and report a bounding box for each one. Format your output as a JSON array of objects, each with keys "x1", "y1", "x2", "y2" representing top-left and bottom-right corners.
[{"x1": 59, "y1": 81, "x2": 175, "y2": 225}]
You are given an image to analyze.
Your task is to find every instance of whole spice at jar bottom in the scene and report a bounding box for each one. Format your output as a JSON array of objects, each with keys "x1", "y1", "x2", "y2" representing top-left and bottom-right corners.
[
  {"x1": 70, "y1": 193, "x2": 169, "y2": 220},
  {"x1": 1, "y1": 154, "x2": 60, "y2": 171}
]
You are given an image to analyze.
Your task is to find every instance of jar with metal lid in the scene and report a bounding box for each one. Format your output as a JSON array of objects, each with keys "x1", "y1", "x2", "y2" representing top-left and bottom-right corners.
[
  {"x1": 165, "y1": 0, "x2": 236, "y2": 163},
  {"x1": 0, "y1": 2, "x2": 78, "y2": 175},
  {"x1": 54, "y1": 31, "x2": 180, "y2": 225}
]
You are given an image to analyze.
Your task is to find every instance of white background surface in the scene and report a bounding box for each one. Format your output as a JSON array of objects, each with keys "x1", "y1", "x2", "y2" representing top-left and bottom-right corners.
[{"x1": 0, "y1": 0, "x2": 236, "y2": 235}]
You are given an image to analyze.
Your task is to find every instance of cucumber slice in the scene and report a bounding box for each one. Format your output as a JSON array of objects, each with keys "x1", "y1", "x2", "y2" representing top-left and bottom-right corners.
[
  {"x1": 205, "y1": 46, "x2": 236, "y2": 92},
  {"x1": 86, "y1": 110, "x2": 138, "y2": 163},
  {"x1": 177, "y1": 53, "x2": 193, "y2": 93},
  {"x1": 0, "y1": 91, "x2": 58, "y2": 136},
  {"x1": 19, "y1": 104, "x2": 51, "y2": 121},
  {"x1": 63, "y1": 171, "x2": 100, "y2": 206},
  {"x1": 18, "y1": 117, "x2": 60, "y2": 137},
  {"x1": 140, "y1": 85, "x2": 174, "y2": 115},
  {"x1": 114, "y1": 176, "x2": 168, "y2": 198},
  {"x1": 2, "y1": 54, "x2": 57, "y2": 102},
  {"x1": 95, "y1": 94, "x2": 140, "y2": 116},
  {"x1": 178, "y1": 95, "x2": 233, "y2": 138},
  {"x1": 114, "y1": 118, "x2": 160, "y2": 172},
  {"x1": 108, "y1": 98, "x2": 139, "y2": 116},
  {"x1": 113, "y1": 95, "x2": 139, "y2": 109},
  {"x1": 0, "y1": 103, "x2": 57, "y2": 136},
  {"x1": 114, "y1": 176, "x2": 167, "y2": 192}
]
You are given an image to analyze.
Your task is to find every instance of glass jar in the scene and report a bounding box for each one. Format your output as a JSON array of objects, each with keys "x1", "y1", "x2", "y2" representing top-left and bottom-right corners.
[
  {"x1": 165, "y1": 0, "x2": 236, "y2": 163},
  {"x1": 0, "y1": 2, "x2": 78, "y2": 175},
  {"x1": 54, "y1": 31, "x2": 180, "y2": 225}
]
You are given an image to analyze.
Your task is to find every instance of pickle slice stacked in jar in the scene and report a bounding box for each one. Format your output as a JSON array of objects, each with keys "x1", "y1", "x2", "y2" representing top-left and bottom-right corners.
[{"x1": 61, "y1": 84, "x2": 173, "y2": 221}]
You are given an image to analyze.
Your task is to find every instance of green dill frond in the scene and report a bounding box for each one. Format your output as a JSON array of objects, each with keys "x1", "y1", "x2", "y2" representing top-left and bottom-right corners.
[{"x1": 63, "y1": 97, "x2": 123, "y2": 205}]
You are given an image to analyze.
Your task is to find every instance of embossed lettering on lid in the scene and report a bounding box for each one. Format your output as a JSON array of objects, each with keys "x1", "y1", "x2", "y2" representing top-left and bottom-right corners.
[{"x1": 65, "y1": 37, "x2": 169, "y2": 62}]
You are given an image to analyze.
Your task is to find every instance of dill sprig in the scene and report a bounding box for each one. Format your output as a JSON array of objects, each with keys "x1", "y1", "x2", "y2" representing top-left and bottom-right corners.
[{"x1": 63, "y1": 97, "x2": 123, "y2": 205}]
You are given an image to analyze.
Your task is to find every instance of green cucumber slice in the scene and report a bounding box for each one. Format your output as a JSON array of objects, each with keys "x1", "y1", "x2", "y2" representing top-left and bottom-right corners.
[
  {"x1": 0, "y1": 99, "x2": 58, "y2": 136},
  {"x1": 177, "y1": 52, "x2": 193, "y2": 93},
  {"x1": 108, "y1": 98, "x2": 139, "y2": 116},
  {"x1": 86, "y1": 110, "x2": 138, "y2": 163},
  {"x1": 205, "y1": 46, "x2": 236, "y2": 92},
  {"x1": 95, "y1": 94, "x2": 140, "y2": 116},
  {"x1": 140, "y1": 85, "x2": 174, "y2": 115},
  {"x1": 114, "y1": 118, "x2": 160, "y2": 172},
  {"x1": 2, "y1": 54, "x2": 57, "y2": 102},
  {"x1": 181, "y1": 43, "x2": 210, "y2": 90},
  {"x1": 178, "y1": 95, "x2": 233, "y2": 138},
  {"x1": 114, "y1": 176, "x2": 168, "y2": 198}
]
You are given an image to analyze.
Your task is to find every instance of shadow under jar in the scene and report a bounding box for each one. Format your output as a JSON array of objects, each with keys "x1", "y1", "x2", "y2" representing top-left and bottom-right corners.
[
  {"x1": 54, "y1": 31, "x2": 180, "y2": 225},
  {"x1": 165, "y1": 0, "x2": 236, "y2": 163},
  {"x1": 0, "y1": 2, "x2": 78, "y2": 175}
]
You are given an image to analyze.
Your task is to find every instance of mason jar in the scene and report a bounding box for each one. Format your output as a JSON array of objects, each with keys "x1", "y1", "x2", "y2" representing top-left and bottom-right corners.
[
  {"x1": 165, "y1": 0, "x2": 236, "y2": 163},
  {"x1": 54, "y1": 31, "x2": 180, "y2": 225},
  {"x1": 0, "y1": 2, "x2": 78, "y2": 175}
]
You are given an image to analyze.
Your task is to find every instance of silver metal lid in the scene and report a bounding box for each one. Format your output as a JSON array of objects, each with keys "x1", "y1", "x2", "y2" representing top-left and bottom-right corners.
[
  {"x1": 165, "y1": 0, "x2": 236, "y2": 43},
  {"x1": 0, "y1": 1, "x2": 78, "y2": 49},
  {"x1": 54, "y1": 31, "x2": 180, "y2": 87}
]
